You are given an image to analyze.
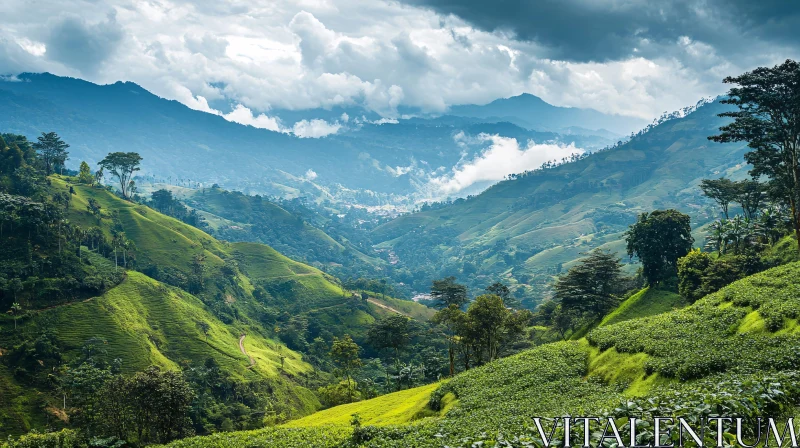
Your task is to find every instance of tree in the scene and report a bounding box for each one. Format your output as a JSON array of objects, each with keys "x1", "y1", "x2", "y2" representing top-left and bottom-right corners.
[
  {"x1": 94, "y1": 168, "x2": 104, "y2": 186},
  {"x1": 196, "y1": 321, "x2": 211, "y2": 342},
  {"x1": 466, "y1": 294, "x2": 530, "y2": 363},
  {"x1": 98, "y1": 152, "x2": 142, "y2": 200},
  {"x1": 367, "y1": 314, "x2": 411, "y2": 390},
  {"x1": 554, "y1": 249, "x2": 625, "y2": 318},
  {"x1": 677, "y1": 249, "x2": 712, "y2": 302},
  {"x1": 33, "y1": 132, "x2": 69, "y2": 175},
  {"x1": 709, "y1": 60, "x2": 800, "y2": 252},
  {"x1": 78, "y1": 161, "x2": 94, "y2": 184},
  {"x1": 329, "y1": 335, "x2": 362, "y2": 403},
  {"x1": 10, "y1": 302, "x2": 22, "y2": 330},
  {"x1": 485, "y1": 281, "x2": 521, "y2": 309},
  {"x1": 431, "y1": 305, "x2": 465, "y2": 377},
  {"x1": 733, "y1": 179, "x2": 765, "y2": 220},
  {"x1": 625, "y1": 209, "x2": 694, "y2": 285},
  {"x1": 700, "y1": 178, "x2": 737, "y2": 219},
  {"x1": 87, "y1": 198, "x2": 102, "y2": 218},
  {"x1": 430, "y1": 276, "x2": 468, "y2": 309}
]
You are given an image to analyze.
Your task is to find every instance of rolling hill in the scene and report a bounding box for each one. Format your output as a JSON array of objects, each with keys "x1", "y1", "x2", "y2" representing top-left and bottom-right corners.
[
  {"x1": 162, "y1": 260, "x2": 800, "y2": 447},
  {"x1": 371, "y1": 99, "x2": 750, "y2": 302},
  {"x1": 0, "y1": 175, "x2": 431, "y2": 437}
]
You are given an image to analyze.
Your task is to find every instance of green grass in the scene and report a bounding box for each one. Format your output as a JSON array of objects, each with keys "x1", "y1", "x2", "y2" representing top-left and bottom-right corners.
[
  {"x1": 283, "y1": 382, "x2": 444, "y2": 427},
  {"x1": 599, "y1": 286, "x2": 687, "y2": 327}
]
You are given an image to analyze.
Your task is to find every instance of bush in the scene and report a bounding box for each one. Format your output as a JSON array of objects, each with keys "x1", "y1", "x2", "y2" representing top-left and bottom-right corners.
[
  {"x1": 2, "y1": 429, "x2": 80, "y2": 448},
  {"x1": 677, "y1": 249, "x2": 710, "y2": 302}
]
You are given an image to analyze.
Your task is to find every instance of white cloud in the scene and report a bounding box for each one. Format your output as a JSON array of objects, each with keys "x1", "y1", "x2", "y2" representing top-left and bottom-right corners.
[
  {"x1": 429, "y1": 134, "x2": 583, "y2": 194},
  {"x1": 222, "y1": 104, "x2": 283, "y2": 132},
  {"x1": 292, "y1": 118, "x2": 341, "y2": 138},
  {"x1": 303, "y1": 169, "x2": 318, "y2": 180}
]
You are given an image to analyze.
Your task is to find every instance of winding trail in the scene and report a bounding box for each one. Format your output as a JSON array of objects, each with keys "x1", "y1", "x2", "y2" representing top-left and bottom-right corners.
[
  {"x1": 238, "y1": 334, "x2": 255, "y2": 368},
  {"x1": 367, "y1": 298, "x2": 409, "y2": 317}
]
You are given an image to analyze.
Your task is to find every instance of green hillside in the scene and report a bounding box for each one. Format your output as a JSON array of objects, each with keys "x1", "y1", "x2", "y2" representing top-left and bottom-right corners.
[
  {"x1": 598, "y1": 286, "x2": 687, "y2": 327},
  {"x1": 165, "y1": 261, "x2": 800, "y2": 447},
  {"x1": 0, "y1": 171, "x2": 434, "y2": 439},
  {"x1": 372, "y1": 101, "x2": 749, "y2": 303}
]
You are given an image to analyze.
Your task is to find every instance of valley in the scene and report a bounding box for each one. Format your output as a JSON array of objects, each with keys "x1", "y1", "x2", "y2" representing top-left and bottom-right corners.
[{"x1": 1, "y1": 50, "x2": 800, "y2": 448}]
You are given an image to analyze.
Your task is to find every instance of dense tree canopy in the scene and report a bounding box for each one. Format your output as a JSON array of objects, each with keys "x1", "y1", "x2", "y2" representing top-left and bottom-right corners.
[
  {"x1": 625, "y1": 209, "x2": 693, "y2": 285},
  {"x1": 554, "y1": 249, "x2": 625, "y2": 318}
]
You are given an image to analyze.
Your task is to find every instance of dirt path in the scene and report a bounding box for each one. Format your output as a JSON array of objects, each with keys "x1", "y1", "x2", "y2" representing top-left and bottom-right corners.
[
  {"x1": 367, "y1": 298, "x2": 409, "y2": 317},
  {"x1": 238, "y1": 334, "x2": 255, "y2": 368}
]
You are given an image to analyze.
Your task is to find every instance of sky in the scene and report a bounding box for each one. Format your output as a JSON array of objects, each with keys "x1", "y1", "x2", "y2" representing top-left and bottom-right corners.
[{"x1": 1, "y1": 0, "x2": 799, "y2": 129}]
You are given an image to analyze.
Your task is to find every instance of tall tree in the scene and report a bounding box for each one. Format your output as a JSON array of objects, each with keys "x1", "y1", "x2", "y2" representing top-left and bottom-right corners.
[
  {"x1": 431, "y1": 305, "x2": 465, "y2": 377},
  {"x1": 700, "y1": 178, "x2": 737, "y2": 219},
  {"x1": 367, "y1": 314, "x2": 411, "y2": 390},
  {"x1": 733, "y1": 179, "x2": 765, "y2": 220},
  {"x1": 554, "y1": 249, "x2": 624, "y2": 318},
  {"x1": 709, "y1": 60, "x2": 800, "y2": 251},
  {"x1": 466, "y1": 294, "x2": 530, "y2": 363},
  {"x1": 430, "y1": 276, "x2": 468, "y2": 309},
  {"x1": 98, "y1": 152, "x2": 142, "y2": 200},
  {"x1": 625, "y1": 209, "x2": 693, "y2": 285},
  {"x1": 10, "y1": 302, "x2": 22, "y2": 330},
  {"x1": 78, "y1": 161, "x2": 94, "y2": 184},
  {"x1": 485, "y1": 281, "x2": 520, "y2": 309},
  {"x1": 329, "y1": 335, "x2": 362, "y2": 403},
  {"x1": 33, "y1": 132, "x2": 69, "y2": 175}
]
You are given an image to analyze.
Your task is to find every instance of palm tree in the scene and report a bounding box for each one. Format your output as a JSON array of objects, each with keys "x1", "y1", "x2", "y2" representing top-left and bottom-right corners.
[
  {"x1": 10, "y1": 302, "x2": 22, "y2": 330},
  {"x1": 705, "y1": 220, "x2": 728, "y2": 254}
]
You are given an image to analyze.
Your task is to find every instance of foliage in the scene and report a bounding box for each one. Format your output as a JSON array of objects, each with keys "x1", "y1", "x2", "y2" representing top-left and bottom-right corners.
[
  {"x1": 98, "y1": 152, "x2": 142, "y2": 200},
  {"x1": 32, "y1": 132, "x2": 69, "y2": 175},
  {"x1": 77, "y1": 162, "x2": 93, "y2": 185},
  {"x1": 709, "y1": 59, "x2": 800, "y2": 250},
  {"x1": 554, "y1": 249, "x2": 626, "y2": 318},
  {"x1": 329, "y1": 335, "x2": 362, "y2": 403},
  {"x1": 429, "y1": 276, "x2": 468, "y2": 309},
  {"x1": 625, "y1": 209, "x2": 693, "y2": 285}
]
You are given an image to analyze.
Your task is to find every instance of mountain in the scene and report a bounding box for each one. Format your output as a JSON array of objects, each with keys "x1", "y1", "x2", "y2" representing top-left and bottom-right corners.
[
  {"x1": 448, "y1": 93, "x2": 648, "y2": 134},
  {"x1": 370, "y1": 100, "x2": 749, "y2": 303},
  {"x1": 0, "y1": 73, "x2": 631, "y2": 203}
]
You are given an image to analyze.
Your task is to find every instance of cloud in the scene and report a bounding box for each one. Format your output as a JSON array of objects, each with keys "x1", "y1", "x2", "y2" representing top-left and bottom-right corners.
[
  {"x1": 44, "y1": 12, "x2": 124, "y2": 73},
  {"x1": 223, "y1": 104, "x2": 283, "y2": 132},
  {"x1": 429, "y1": 134, "x2": 583, "y2": 194},
  {"x1": 303, "y1": 169, "x2": 318, "y2": 180},
  {"x1": 292, "y1": 118, "x2": 342, "y2": 138},
  {"x1": 400, "y1": 0, "x2": 800, "y2": 63},
  {"x1": 0, "y1": 0, "x2": 798, "y2": 124}
]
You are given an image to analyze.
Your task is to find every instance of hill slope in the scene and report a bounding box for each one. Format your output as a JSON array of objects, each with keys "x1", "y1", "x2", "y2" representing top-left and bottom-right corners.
[
  {"x1": 0, "y1": 175, "x2": 431, "y2": 437},
  {"x1": 165, "y1": 261, "x2": 800, "y2": 447},
  {"x1": 372, "y1": 100, "x2": 749, "y2": 301}
]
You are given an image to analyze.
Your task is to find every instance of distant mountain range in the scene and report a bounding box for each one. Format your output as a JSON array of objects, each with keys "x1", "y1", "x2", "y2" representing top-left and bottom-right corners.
[
  {"x1": 370, "y1": 99, "x2": 749, "y2": 302},
  {"x1": 0, "y1": 73, "x2": 642, "y2": 204},
  {"x1": 448, "y1": 93, "x2": 646, "y2": 135}
]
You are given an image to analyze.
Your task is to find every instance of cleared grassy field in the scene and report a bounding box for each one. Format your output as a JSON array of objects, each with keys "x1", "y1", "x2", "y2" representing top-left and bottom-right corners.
[
  {"x1": 283, "y1": 382, "x2": 444, "y2": 427},
  {"x1": 599, "y1": 286, "x2": 687, "y2": 327}
]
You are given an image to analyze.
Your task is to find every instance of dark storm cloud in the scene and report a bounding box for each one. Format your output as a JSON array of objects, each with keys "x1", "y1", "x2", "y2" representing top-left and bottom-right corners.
[
  {"x1": 45, "y1": 12, "x2": 124, "y2": 74},
  {"x1": 402, "y1": 0, "x2": 800, "y2": 62}
]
